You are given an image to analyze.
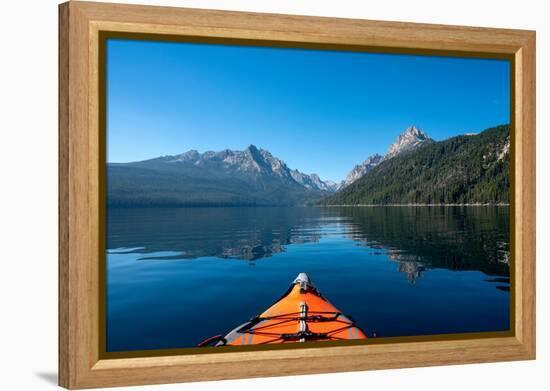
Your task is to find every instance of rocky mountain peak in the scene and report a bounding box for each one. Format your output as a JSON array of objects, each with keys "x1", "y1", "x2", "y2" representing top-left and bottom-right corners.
[
  {"x1": 404, "y1": 125, "x2": 426, "y2": 139},
  {"x1": 342, "y1": 153, "x2": 384, "y2": 188},
  {"x1": 385, "y1": 126, "x2": 431, "y2": 160},
  {"x1": 167, "y1": 146, "x2": 336, "y2": 193},
  {"x1": 340, "y1": 126, "x2": 431, "y2": 189},
  {"x1": 364, "y1": 153, "x2": 384, "y2": 164},
  {"x1": 246, "y1": 144, "x2": 260, "y2": 154},
  {"x1": 172, "y1": 149, "x2": 200, "y2": 162},
  {"x1": 290, "y1": 169, "x2": 336, "y2": 192}
]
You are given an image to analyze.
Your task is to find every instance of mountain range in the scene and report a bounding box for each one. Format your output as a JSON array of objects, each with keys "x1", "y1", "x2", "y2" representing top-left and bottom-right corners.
[
  {"x1": 341, "y1": 125, "x2": 432, "y2": 188},
  {"x1": 107, "y1": 124, "x2": 509, "y2": 207},
  {"x1": 107, "y1": 145, "x2": 335, "y2": 206},
  {"x1": 322, "y1": 124, "x2": 510, "y2": 205}
]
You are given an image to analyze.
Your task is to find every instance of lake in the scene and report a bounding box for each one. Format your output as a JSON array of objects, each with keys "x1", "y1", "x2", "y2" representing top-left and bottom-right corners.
[{"x1": 106, "y1": 206, "x2": 510, "y2": 352}]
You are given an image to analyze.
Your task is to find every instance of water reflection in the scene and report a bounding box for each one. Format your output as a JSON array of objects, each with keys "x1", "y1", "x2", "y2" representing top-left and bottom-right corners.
[
  {"x1": 107, "y1": 206, "x2": 510, "y2": 279},
  {"x1": 106, "y1": 206, "x2": 510, "y2": 350}
]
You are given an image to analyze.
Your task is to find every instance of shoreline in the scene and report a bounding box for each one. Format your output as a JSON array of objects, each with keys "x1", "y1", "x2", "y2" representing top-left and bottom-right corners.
[
  {"x1": 319, "y1": 203, "x2": 510, "y2": 207},
  {"x1": 107, "y1": 203, "x2": 510, "y2": 208}
]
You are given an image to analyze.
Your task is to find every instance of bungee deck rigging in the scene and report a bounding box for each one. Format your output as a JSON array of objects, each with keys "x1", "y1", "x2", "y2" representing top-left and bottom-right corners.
[{"x1": 198, "y1": 273, "x2": 367, "y2": 346}]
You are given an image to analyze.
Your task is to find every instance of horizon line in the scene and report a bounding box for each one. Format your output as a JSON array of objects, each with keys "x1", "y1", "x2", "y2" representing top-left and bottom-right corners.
[{"x1": 107, "y1": 122, "x2": 510, "y2": 182}]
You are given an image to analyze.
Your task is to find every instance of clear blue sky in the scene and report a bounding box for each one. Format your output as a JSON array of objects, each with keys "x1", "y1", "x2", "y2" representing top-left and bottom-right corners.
[{"x1": 107, "y1": 39, "x2": 510, "y2": 182}]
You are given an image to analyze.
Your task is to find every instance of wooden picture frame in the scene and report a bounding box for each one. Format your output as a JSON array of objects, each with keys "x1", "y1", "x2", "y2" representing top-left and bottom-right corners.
[{"x1": 59, "y1": 1, "x2": 536, "y2": 389}]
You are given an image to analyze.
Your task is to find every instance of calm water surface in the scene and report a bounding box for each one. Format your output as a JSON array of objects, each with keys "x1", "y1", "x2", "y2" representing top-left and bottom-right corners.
[{"x1": 106, "y1": 206, "x2": 510, "y2": 352}]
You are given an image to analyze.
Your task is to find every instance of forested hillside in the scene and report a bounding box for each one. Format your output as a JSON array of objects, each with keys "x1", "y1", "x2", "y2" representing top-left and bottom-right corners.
[{"x1": 322, "y1": 125, "x2": 510, "y2": 205}]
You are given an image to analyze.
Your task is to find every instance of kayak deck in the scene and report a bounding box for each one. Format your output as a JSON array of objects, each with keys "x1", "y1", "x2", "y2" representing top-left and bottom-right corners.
[{"x1": 199, "y1": 273, "x2": 367, "y2": 346}]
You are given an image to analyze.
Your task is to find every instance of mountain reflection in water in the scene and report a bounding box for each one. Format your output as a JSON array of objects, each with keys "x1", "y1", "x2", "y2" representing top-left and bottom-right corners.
[
  {"x1": 107, "y1": 206, "x2": 510, "y2": 279},
  {"x1": 106, "y1": 206, "x2": 510, "y2": 351}
]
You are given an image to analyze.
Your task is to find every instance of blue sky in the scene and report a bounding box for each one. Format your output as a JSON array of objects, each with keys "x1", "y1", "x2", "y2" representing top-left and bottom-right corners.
[{"x1": 107, "y1": 39, "x2": 510, "y2": 182}]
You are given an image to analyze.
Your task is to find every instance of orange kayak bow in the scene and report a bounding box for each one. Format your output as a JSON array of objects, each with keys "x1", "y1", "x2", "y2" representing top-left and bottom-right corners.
[{"x1": 199, "y1": 273, "x2": 367, "y2": 346}]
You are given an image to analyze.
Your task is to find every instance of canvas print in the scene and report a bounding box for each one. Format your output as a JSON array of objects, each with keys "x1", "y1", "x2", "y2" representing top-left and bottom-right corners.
[{"x1": 105, "y1": 39, "x2": 510, "y2": 352}]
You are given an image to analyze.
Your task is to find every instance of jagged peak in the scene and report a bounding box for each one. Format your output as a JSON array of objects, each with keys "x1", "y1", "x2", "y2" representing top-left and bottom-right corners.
[
  {"x1": 176, "y1": 149, "x2": 198, "y2": 156},
  {"x1": 363, "y1": 153, "x2": 383, "y2": 164},
  {"x1": 158, "y1": 145, "x2": 337, "y2": 193},
  {"x1": 401, "y1": 125, "x2": 428, "y2": 140},
  {"x1": 385, "y1": 125, "x2": 431, "y2": 159}
]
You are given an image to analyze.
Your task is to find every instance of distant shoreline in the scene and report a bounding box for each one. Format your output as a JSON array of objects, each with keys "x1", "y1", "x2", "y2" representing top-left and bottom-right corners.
[
  {"x1": 319, "y1": 203, "x2": 510, "y2": 207},
  {"x1": 107, "y1": 203, "x2": 510, "y2": 208}
]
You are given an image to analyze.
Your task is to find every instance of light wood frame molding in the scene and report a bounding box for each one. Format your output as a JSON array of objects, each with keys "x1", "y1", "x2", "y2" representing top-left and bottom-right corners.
[{"x1": 59, "y1": 1, "x2": 536, "y2": 389}]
